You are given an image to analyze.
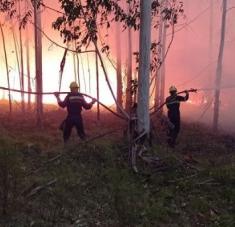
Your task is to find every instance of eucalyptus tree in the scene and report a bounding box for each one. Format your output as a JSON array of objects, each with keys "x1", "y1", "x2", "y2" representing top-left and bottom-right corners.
[
  {"x1": 52, "y1": 0, "x2": 183, "y2": 122},
  {"x1": 213, "y1": 0, "x2": 227, "y2": 131},
  {"x1": 0, "y1": 0, "x2": 43, "y2": 124}
]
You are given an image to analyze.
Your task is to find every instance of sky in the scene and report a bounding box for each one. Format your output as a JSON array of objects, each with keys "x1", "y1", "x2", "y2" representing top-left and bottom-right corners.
[{"x1": 0, "y1": 0, "x2": 235, "y2": 131}]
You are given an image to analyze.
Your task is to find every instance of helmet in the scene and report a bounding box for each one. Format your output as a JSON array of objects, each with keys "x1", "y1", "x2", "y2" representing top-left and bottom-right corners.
[
  {"x1": 169, "y1": 85, "x2": 177, "y2": 93},
  {"x1": 69, "y1": 81, "x2": 79, "y2": 89}
]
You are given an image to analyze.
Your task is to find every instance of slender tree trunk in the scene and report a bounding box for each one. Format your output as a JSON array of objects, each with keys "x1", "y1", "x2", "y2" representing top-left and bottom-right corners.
[
  {"x1": 87, "y1": 53, "x2": 91, "y2": 93},
  {"x1": 125, "y1": 2, "x2": 133, "y2": 114},
  {"x1": 95, "y1": 51, "x2": 100, "y2": 120},
  {"x1": 154, "y1": 0, "x2": 167, "y2": 113},
  {"x1": 137, "y1": 0, "x2": 152, "y2": 135},
  {"x1": 0, "y1": 23, "x2": 12, "y2": 114},
  {"x1": 19, "y1": 0, "x2": 25, "y2": 113},
  {"x1": 34, "y1": 0, "x2": 43, "y2": 127},
  {"x1": 209, "y1": 0, "x2": 214, "y2": 63},
  {"x1": 154, "y1": 9, "x2": 163, "y2": 111},
  {"x1": 26, "y1": 23, "x2": 31, "y2": 111},
  {"x1": 76, "y1": 54, "x2": 80, "y2": 87},
  {"x1": 159, "y1": 20, "x2": 167, "y2": 112},
  {"x1": 12, "y1": 27, "x2": 23, "y2": 107},
  {"x1": 93, "y1": 41, "x2": 129, "y2": 119},
  {"x1": 25, "y1": 0, "x2": 31, "y2": 111},
  {"x1": 73, "y1": 53, "x2": 77, "y2": 82},
  {"x1": 213, "y1": 0, "x2": 227, "y2": 131},
  {"x1": 73, "y1": 41, "x2": 78, "y2": 83},
  {"x1": 80, "y1": 55, "x2": 87, "y2": 92},
  {"x1": 116, "y1": 22, "x2": 123, "y2": 113}
]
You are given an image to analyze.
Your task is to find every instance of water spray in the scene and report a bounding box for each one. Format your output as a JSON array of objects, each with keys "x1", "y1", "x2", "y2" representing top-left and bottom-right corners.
[{"x1": 196, "y1": 84, "x2": 235, "y2": 92}]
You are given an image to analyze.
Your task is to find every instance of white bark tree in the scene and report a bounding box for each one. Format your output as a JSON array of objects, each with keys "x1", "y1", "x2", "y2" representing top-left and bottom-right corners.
[
  {"x1": 137, "y1": 0, "x2": 152, "y2": 135},
  {"x1": 213, "y1": 0, "x2": 227, "y2": 131}
]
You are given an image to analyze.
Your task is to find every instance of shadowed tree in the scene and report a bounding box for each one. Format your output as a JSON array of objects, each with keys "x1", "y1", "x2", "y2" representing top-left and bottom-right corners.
[
  {"x1": 0, "y1": 0, "x2": 43, "y2": 123},
  {"x1": 116, "y1": 21, "x2": 123, "y2": 113},
  {"x1": 0, "y1": 23, "x2": 12, "y2": 115},
  {"x1": 33, "y1": 0, "x2": 43, "y2": 127},
  {"x1": 25, "y1": 18, "x2": 32, "y2": 111},
  {"x1": 125, "y1": 1, "x2": 133, "y2": 114},
  {"x1": 18, "y1": 0, "x2": 25, "y2": 113},
  {"x1": 0, "y1": 0, "x2": 16, "y2": 114}
]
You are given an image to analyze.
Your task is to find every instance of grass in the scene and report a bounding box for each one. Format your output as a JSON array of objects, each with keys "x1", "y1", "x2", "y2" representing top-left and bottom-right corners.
[{"x1": 0, "y1": 109, "x2": 234, "y2": 227}]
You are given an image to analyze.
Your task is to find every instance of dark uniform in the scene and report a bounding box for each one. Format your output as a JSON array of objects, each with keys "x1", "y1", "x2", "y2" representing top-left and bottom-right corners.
[
  {"x1": 58, "y1": 93, "x2": 93, "y2": 142},
  {"x1": 166, "y1": 92, "x2": 189, "y2": 147}
]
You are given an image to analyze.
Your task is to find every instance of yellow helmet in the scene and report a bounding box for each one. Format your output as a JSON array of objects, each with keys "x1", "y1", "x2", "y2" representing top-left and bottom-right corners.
[
  {"x1": 69, "y1": 81, "x2": 79, "y2": 89},
  {"x1": 169, "y1": 85, "x2": 177, "y2": 92}
]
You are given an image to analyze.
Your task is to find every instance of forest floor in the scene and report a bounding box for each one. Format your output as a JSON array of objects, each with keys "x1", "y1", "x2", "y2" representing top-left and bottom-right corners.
[{"x1": 0, "y1": 107, "x2": 234, "y2": 227}]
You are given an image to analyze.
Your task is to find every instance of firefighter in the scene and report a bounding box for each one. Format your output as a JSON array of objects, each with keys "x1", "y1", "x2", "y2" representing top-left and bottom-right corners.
[
  {"x1": 165, "y1": 86, "x2": 189, "y2": 147},
  {"x1": 54, "y1": 81, "x2": 96, "y2": 143}
]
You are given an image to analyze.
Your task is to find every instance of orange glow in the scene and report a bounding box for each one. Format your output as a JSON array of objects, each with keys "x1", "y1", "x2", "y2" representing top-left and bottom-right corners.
[{"x1": 0, "y1": 21, "x2": 117, "y2": 106}]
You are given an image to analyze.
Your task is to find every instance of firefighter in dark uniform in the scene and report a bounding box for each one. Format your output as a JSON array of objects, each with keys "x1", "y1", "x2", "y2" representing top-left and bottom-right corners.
[
  {"x1": 54, "y1": 81, "x2": 96, "y2": 143},
  {"x1": 166, "y1": 86, "x2": 189, "y2": 147}
]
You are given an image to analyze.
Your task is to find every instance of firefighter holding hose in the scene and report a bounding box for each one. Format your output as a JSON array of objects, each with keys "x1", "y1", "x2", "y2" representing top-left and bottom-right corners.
[
  {"x1": 54, "y1": 81, "x2": 96, "y2": 143},
  {"x1": 166, "y1": 86, "x2": 190, "y2": 147}
]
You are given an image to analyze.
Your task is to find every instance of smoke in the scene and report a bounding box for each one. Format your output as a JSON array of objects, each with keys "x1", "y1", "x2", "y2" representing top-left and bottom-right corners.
[{"x1": 164, "y1": 0, "x2": 235, "y2": 133}]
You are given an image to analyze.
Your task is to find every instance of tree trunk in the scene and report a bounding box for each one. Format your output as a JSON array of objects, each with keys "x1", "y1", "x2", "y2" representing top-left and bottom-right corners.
[
  {"x1": 154, "y1": 0, "x2": 167, "y2": 113},
  {"x1": 25, "y1": 0, "x2": 31, "y2": 111},
  {"x1": 0, "y1": 23, "x2": 12, "y2": 115},
  {"x1": 154, "y1": 9, "x2": 163, "y2": 111},
  {"x1": 159, "y1": 20, "x2": 167, "y2": 113},
  {"x1": 209, "y1": 0, "x2": 214, "y2": 63},
  {"x1": 213, "y1": 0, "x2": 227, "y2": 131},
  {"x1": 34, "y1": 0, "x2": 43, "y2": 127},
  {"x1": 73, "y1": 41, "x2": 78, "y2": 83},
  {"x1": 125, "y1": 2, "x2": 133, "y2": 114},
  {"x1": 76, "y1": 53, "x2": 80, "y2": 87},
  {"x1": 116, "y1": 22, "x2": 123, "y2": 113},
  {"x1": 80, "y1": 55, "x2": 87, "y2": 92},
  {"x1": 137, "y1": 0, "x2": 152, "y2": 135},
  {"x1": 95, "y1": 51, "x2": 100, "y2": 120},
  {"x1": 12, "y1": 26, "x2": 23, "y2": 102},
  {"x1": 87, "y1": 53, "x2": 91, "y2": 93},
  {"x1": 208, "y1": 0, "x2": 214, "y2": 89},
  {"x1": 26, "y1": 23, "x2": 32, "y2": 111},
  {"x1": 19, "y1": 0, "x2": 25, "y2": 113}
]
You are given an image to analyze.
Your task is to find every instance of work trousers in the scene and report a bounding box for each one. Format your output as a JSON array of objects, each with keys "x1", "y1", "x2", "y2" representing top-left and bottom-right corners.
[
  {"x1": 61, "y1": 115, "x2": 86, "y2": 143},
  {"x1": 167, "y1": 114, "x2": 180, "y2": 147}
]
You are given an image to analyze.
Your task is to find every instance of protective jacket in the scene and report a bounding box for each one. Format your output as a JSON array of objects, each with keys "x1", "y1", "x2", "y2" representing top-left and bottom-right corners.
[
  {"x1": 58, "y1": 92, "x2": 93, "y2": 142},
  {"x1": 58, "y1": 93, "x2": 93, "y2": 116},
  {"x1": 165, "y1": 92, "x2": 189, "y2": 147}
]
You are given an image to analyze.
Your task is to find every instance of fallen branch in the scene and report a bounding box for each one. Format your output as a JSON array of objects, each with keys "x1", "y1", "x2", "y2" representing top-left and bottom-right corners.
[
  {"x1": 196, "y1": 179, "x2": 218, "y2": 185},
  {"x1": 24, "y1": 179, "x2": 57, "y2": 198}
]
